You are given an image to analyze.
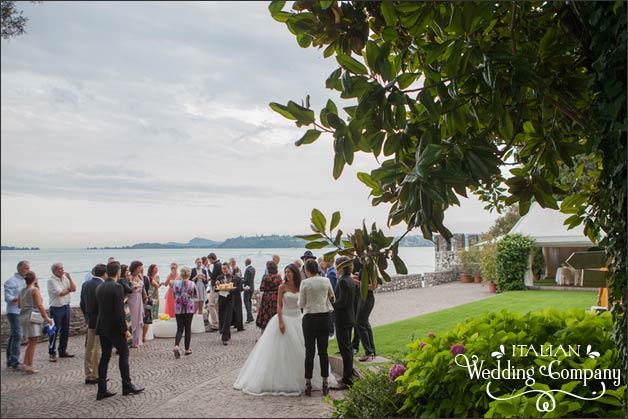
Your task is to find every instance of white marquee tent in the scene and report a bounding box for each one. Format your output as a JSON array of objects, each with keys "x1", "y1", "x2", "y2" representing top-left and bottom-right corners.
[{"x1": 507, "y1": 202, "x2": 595, "y2": 286}]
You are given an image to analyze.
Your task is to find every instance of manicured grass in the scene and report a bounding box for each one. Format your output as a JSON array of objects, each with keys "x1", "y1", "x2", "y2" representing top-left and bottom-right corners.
[{"x1": 330, "y1": 290, "x2": 596, "y2": 360}]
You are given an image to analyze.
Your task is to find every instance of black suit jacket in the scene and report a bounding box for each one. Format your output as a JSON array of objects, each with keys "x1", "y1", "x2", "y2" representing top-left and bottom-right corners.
[
  {"x1": 214, "y1": 273, "x2": 236, "y2": 299},
  {"x1": 95, "y1": 279, "x2": 127, "y2": 338},
  {"x1": 80, "y1": 276, "x2": 104, "y2": 329},
  {"x1": 243, "y1": 265, "x2": 256, "y2": 292},
  {"x1": 191, "y1": 267, "x2": 208, "y2": 285},
  {"x1": 333, "y1": 274, "x2": 356, "y2": 325}
]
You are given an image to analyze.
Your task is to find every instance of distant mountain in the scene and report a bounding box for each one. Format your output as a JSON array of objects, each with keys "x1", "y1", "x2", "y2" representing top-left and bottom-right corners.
[
  {"x1": 398, "y1": 235, "x2": 434, "y2": 247},
  {"x1": 93, "y1": 234, "x2": 433, "y2": 250},
  {"x1": 219, "y1": 235, "x2": 307, "y2": 249},
  {"x1": 1, "y1": 245, "x2": 40, "y2": 250}
]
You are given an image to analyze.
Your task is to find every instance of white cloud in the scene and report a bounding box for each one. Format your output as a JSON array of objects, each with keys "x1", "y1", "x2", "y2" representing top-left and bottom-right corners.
[{"x1": 0, "y1": 1, "x2": 498, "y2": 248}]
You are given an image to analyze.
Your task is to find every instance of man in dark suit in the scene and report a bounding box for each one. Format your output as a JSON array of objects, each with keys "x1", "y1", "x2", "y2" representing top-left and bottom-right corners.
[
  {"x1": 94, "y1": 261, "x2": 144, "y2": 400},
  {"x1": 213, "y1": 262, "x2": 235, "y2": 345},
  {"x1": 332, "y1": 256, "x2": 356, "y2": 389},
  {"x1": 80, "y1": 264, "x2": 106, "y2": 385},
  {"x1": 242, "y1": 259, "x2": 256, "y2": 323}
]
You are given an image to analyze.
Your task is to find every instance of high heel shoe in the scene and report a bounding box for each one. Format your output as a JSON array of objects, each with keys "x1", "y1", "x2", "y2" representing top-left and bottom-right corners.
[
  {"x1": 304, "y1": 382, "x2": 312, "y2": 397},
  {"x1": 322, "y1": 383, "x2": 329, "y2": 396}
]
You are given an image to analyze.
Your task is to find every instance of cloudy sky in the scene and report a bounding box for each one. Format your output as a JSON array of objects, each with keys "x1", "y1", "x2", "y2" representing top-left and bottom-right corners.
[{"x1": 1, "y1": 1, "x2": 498, "y2": 248}]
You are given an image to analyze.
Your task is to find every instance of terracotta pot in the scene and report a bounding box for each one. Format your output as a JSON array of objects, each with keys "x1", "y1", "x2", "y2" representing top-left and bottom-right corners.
[
  {"x1": 488, "y1": 281, "x2": 497, "y2": 293},
  {"x1": 460, "y1": 274, "x2": 472, "y2": 283},
  {"x1": 473, "y1": 275, "x2": 482, "y2": 283}
]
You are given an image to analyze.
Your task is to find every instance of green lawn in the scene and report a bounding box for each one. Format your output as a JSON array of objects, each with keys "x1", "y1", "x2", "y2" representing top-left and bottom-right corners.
[{"x1": 330, "y1": 290, "x2": 596, "y2": 360}]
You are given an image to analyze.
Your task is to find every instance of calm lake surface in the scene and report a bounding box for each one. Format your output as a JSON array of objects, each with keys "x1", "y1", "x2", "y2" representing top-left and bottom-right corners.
[{"x1": 1, "y1": 247, "x2": 435, "y2": 313}]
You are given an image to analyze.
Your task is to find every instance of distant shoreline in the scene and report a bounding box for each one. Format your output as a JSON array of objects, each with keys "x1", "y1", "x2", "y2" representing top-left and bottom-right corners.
[{"x1": 1, "y1": 246, "x2": 40, "y2": 251}]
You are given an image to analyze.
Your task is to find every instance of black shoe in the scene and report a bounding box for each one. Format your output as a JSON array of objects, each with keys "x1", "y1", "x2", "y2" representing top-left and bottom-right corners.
[
  {"x1": 85, "y1": 379, "x2": 99, "y2": 385},
  {"x1": 222, "y1": 340, "x2": 228, "y2": 346},
  {"x1": 237, "y1": 328, "x2": 245, "y2": 332},
  {"x1": 207, "y1": 328, "x2": 218, "y2": 333},
  {"x1": 96, "y1": 391, "x2": 116, "y2": 400},
  {"x1": 122, "y1": 384, "x2": 145, "y2": 395},
  {"x1": 245, "y1": 320, "x2": 253, "y2": 324},
  {"x1": 59, "y1": 352, "x2": 75, "y2": 358}
]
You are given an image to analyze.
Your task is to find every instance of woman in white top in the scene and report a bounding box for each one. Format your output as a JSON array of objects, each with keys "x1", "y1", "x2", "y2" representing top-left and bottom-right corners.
[
  {"x1": 297, "y1": 259, "x2": 336, "y2": 397},
  {"x1": 234, "y1": 264, "x2": 336, "y2": 396}
]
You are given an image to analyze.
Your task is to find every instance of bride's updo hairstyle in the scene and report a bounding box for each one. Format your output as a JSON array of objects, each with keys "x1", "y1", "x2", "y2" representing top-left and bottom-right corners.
[{"x1": 284, "y1": 264, "x2": 302, "y2": 290}]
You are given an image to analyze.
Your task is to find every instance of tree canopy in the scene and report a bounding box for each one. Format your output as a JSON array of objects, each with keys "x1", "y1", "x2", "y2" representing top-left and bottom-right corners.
[{"x1": 269, "y1": 0, "x2": 626, "y2": 365}]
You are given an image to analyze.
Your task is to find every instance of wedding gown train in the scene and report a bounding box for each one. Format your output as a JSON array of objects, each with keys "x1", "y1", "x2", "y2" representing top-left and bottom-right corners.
[{"x1": 234, "y1": 291, "x2": 337, "y2": 396}]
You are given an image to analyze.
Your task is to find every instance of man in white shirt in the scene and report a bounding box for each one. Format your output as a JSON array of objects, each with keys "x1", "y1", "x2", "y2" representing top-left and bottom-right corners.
[{"x1": 47, "y1": 262, "x2": 77, "y2": 362}]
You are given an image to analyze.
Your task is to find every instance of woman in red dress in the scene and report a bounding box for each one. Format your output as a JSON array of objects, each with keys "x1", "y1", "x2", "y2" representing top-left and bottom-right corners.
[{"x1": 255, "y1": 261, "x2": 282, "y2": 332}]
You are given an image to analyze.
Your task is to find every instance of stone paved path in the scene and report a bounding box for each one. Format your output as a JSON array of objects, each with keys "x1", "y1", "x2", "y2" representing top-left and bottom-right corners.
[{"x1": 1, "y1": 282, "x2": 493, "y2": 418}]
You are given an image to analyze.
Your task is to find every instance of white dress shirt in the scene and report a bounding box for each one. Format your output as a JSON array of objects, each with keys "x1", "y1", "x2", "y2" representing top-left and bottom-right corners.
[
  {"x1": 298, "y1": 275, "x2": 335, "y2": 315},
  {"x1": 47, "y1": 274, "x2": 72, "y2": 307}
]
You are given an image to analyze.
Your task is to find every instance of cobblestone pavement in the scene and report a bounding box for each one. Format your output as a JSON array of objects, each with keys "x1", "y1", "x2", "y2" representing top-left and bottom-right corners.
[{"x1": 1, "y1": 282, "x2": 494, "y2": 418}]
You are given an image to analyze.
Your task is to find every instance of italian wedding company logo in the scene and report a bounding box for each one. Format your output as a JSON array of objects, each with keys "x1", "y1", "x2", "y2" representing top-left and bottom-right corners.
[{"x1": 454, "y1": 344, "x2": 623, "y2": 413}]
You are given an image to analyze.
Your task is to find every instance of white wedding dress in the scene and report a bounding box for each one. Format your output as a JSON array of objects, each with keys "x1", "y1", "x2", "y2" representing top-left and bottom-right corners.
[{"x1": 234, "y1": 291, "x2": 337, "y2": 396}]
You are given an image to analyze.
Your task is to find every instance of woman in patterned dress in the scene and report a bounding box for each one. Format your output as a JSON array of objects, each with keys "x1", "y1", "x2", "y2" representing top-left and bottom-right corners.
[
  {"x1": 147, "y1": 264, "x2": 161, "y2": 320},
  {"x1": 172, "y1": 267, "x2": 198, "y2": 358},
  {"x1": 255, "y1": 260, "x2": 283, "y2": 332},
  {"x1": 128, "y1": 260, "x2": 146, "y2": 348},
  {"x1": 119, "y1": 264, "x2": 134, "y2": 346}
]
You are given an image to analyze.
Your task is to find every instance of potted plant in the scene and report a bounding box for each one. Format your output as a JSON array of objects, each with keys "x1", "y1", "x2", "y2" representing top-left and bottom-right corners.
[
  {"x1": 458, "y1": 249, "x2": 475, "y2": 283},
  {"x1": 531, "y1": 246, "x2": 545, "y2": 281},
  {"x1": 480, "y1": 242, "x2": 498, "y2": 292}
]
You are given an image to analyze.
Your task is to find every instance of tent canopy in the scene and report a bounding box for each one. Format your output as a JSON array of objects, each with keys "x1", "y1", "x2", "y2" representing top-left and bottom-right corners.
[{"x1": 508, "y1": 202, "x2": 595, "y2": 247}]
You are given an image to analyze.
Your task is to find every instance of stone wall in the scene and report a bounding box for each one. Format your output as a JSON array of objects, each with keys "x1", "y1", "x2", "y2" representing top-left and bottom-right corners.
[{"x1": 1, "y1": 306, "x2": 87, "y2": 350}]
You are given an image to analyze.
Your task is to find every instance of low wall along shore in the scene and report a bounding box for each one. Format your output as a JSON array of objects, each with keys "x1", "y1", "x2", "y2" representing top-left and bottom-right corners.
[{"x1": 0, "y1": 272, "x2": 458, "y2": 349}]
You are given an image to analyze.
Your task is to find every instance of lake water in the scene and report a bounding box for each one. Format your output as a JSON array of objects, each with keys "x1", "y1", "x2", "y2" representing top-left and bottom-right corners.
[{"x1": 1, "y1": 247, "x2": 435, "y2": 313}]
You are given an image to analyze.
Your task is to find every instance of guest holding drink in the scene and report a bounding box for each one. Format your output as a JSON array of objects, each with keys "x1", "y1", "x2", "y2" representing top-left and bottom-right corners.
[
  {"x1": 255, "y1": 261, "x2": 282, "y2": 332},
  {"x1": 146, "y1": 264, "x2": 161, "y2": 321},
  {"x1": 19, "y1": 271, "x2": 54, "y2": 374},
  {"x1": 172, "y1": 267, "x2": 197, "y2": 358},
  {"x1": 164, "y1": 263, "x2": 178, "y2": 318}
]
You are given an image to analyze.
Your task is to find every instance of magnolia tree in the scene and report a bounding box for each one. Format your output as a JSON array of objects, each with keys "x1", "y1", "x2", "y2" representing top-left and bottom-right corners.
[{"x1": 268, "y1": 1, "x2": 626, "y2": 362}]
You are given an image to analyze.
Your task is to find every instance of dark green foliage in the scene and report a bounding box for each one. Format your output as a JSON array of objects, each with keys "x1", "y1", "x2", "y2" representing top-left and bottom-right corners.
[
  {"x1": 396, "y1": 308, "x2": 623, "y2": 418},
  {"x1": 531, "y1": 246, "x2": 545, "y2": 277},
  {"x1": 269, "y1": 0, "x2": 627, "y2": 368},
  {"x1": 331, "y1": 370, "x2": 403, "y2": 418},
  {"x1": 495, "y1": 234, "x2": 533, "y2": 291}
]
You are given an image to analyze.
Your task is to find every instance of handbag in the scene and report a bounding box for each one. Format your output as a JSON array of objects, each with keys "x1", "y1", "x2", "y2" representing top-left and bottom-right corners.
[{"x1": 30, "y1": 311, "x2": 44, "y2": 324}]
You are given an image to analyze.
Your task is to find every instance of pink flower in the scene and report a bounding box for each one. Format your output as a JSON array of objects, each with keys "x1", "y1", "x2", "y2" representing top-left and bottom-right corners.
[
  {"x1": 389, "y1": 364, "x2": 407, "y2": 382},
  {"x1": 450, "y1": 344, "x2": 466, "y2": 356}
]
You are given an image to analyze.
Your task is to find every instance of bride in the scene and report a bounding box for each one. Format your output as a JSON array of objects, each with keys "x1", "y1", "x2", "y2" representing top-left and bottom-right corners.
[{"x1": 234, "y1": 263, "x2": 337, "y2": 396}]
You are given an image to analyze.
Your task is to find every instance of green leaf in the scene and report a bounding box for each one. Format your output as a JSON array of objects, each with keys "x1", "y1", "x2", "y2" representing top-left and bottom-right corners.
[
  {"x1": 268, "y1": 1, "x2": 286, "y2": 16},
  {"x1": 393, "y1": 255, "x2": 408, "y2": 274},
  {"x1": 381, "y1": 2, "x2": 398, "y2": 26},
  {"x1": 306, "y1": 240, "x2": 330, "y2": 250},
  {"x1": 295, "y1": 129, "x2": 321, "y2": 146},
  {"x1": 323, "y1": 250, "x2": 338, "y2": 261},
  {"x1": 418, "y1": 90, "x2": 440, "y2": 122},
  {"x1": 319, "y1": 0, "x2": 333, "y2": 10},
  {"x1": 364, "y1": 41, "x2": 381, "y2": 69},
  {"x1": 296, "y1": 233, "x2": 323, "y2": 241},
  {"x1": 311, "y1": 208, "x2": 327, "y2": 232},
  {"x1": 269, "y1": 102, "x2": 296, "y2": 120},
  {"x1": 398, "y1": 73, "x2": 419, "y2": 89},
  {"x1": 336, "y1": 54, "x2": 368, "y2": 75},
  {"x1": 330, "y1": 211, "x2": 341, "y2": 232},
  {"x1": 287, "y1": 101, "x2": 315, "y2": 124},
  {"x1": 357, "y1": 172, "x2": 380, "y2": 190},
  {"x1": 333, "y1": 152, "x2": 345, "y2": 179}
]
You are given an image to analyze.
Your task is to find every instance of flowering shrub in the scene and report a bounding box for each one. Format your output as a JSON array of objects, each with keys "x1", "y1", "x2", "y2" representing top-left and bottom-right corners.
[
  {"x1": 331, "y1": 370, "x2": 403, "y2": 418},
  {"x1": 396, "y1": 308, "x2": 623, "y2": 418},
  {"x1": 450, "y1": 343, "x2": 466, "y2": 356},
  {"x1": 389, "y1": 364, "x2": 407, "y2": 382}
]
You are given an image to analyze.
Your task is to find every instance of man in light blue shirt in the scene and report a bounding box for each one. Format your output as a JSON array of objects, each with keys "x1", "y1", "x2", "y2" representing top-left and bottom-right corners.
[{"x1": 4, "y1": 260, "x2": 29, "y2": 370}]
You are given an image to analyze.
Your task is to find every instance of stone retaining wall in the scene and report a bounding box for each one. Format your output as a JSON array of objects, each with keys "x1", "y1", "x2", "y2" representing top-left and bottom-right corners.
[{"x1": 1, "y1": 306, "x2": 87, "y2": 350}]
